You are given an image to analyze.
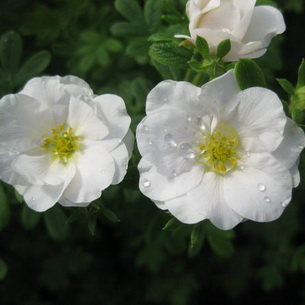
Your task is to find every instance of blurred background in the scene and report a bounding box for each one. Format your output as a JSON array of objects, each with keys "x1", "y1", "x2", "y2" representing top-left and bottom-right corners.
[{"x1": 0, "y1": 0, "x2": 305, "y2": 304}]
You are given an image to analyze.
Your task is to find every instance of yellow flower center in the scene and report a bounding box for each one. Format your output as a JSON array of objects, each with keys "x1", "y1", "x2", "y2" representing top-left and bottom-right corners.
[
  {"x1": 42, "y1": 124, "x2": 82, "y2": 164},
  {"x1": 198, "y1": 123, "x2": 240, "y2": 174}
]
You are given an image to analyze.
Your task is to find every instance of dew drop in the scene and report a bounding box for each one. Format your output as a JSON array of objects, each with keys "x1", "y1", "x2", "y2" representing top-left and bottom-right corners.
[
  {"x1": 246, "y1": 151, "x2": 251, "y2": 157},
  {"x1": 264, "y1": 196, "x2": 271, "y2": 203},
  {"x1": 164, "y1": 134, "x2": 177, "y2": 147},
  {"x1": 30, "y1": 197, "x2": 36, "y2": 202},
  {"x1": 142, "y1": 179, "x2": 151, "y2": 188},
  {"x1": 239, "y1": 165, "x2": 245, "y2": 170},
  {"x1": 299, "y1": 145, "x2": 304, "y2": 150},
  {"x1": 186, "y1": 151, "x2": 196, "y2": 160},
  {"x1": 281, "y1": 202, "x2": 287, "y2": 208},
  {"x1": 172, "y1": 170, "x2": 177, "y2": 177},
  {"x1": 118, "y1": 139, "x2": 122, "y2": 144},
  {"x1": 147, "y1": 139, "x2": 153, "y2": 145},
  {"x1": 142, "y1": 125, "x2": 149, "y2": 132},
  {"x1": 257, "y1": 183, "x2": 266, "y2": 192},
  {"x1": 186, "y1": 115, "x2": 192, "y2": 122}
]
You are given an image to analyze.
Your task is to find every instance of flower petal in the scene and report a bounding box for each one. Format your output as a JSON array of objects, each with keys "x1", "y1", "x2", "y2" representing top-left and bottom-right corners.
[
  {"x1": 165, "y1": 172, "x2": 244, "y2": 229},
  {"x1": 243, "y1": 6, "x2": 286, "y2": 46},
  {"x1": 68, "y1": 97, "x2": 108, "y2": 140},
  {"x1": 20, "y1": 164, "x2": 76, "y2": 212},
  {"x1": 63, "y1": 145, "x2": 115, "y2": 203},
  {"x1": 12, "y1": 154, "x2": 75, "y2": 186},
  {"x1": 138, "y1": 158, "x2": 203, "y2": 201},
  {"x1": 224, "y1": 153, "x2": 292, "y2": 222},
  {"x1": 272, "y1": 118, "x2": 305, "y2": 169},
  {"x1": 93, "y1": 94, "x2": 131, "y2": 151},
  {"x1": 229, "y1": 87, "x2": 287, "y2": 152},
  {"x1": 146, "y1": 80, "x2": 201, "y2": 114}
]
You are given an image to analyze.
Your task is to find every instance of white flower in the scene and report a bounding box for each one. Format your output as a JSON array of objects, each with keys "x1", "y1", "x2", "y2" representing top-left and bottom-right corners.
[
  {"x1": 136, "y1": 71, "x2": 305, "y2": 230},
  {"x1": 0, "y1": 75, "x2": 134, "y2": 212},
  {"x1": 176, "y1": 0, "x2": 286, "y2": 61}
]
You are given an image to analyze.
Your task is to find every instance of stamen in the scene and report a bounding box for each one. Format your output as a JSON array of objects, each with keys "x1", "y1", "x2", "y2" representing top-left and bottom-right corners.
[{"x1": 42, "y1": 124, "x2": 82, "y2": 164}]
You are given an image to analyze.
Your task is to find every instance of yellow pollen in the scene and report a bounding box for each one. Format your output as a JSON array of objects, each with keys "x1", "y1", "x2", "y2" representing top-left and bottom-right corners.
[
  {"x1": 42, "y1": 124, "x2": 82, "y2": 164},
  {"x1": 198, "y1": 123, "x2": 240, "y2": 174}
]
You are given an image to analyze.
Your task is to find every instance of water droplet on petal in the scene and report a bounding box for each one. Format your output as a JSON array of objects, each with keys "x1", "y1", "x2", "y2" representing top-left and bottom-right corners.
[
  {"x1": 281, "y1": 202, "x2": 287, "y2": 208},
  {"x1": 298, "y1": 145, "x2": 304, "y2": 150},
  {"x1": 239, "y1": 165, "x2": 245, "y2": 170},
  {"x1": 257, "y1": 183, "x2": 266, "y2": 192},
  {"x1": 118, "y1": 139, "x2": 122, "y2": 144},
  {"x1": 164, "y1": 134, "x2": 177, "y2": 147},
  {"x1": 246, "y1": 151, "x2": 251, "y2": 157},
  {"x1": 186, "y1": 115, "x2": 192, "y2": 122},
  {"x1": 142, "y1": 125, "x2": 149, "y2": 132},
  {"x1": 172, "y1": 170, "x2": 177, "y2": 177},
  {"x1": 264, "y1": 196, "x2": 271, "y2": 203},
  {"x1": 30, "y1": 197, "x2": 36, "y2": 202},
  {"x1": 186, "y1": 151, "x2": 196, "y2": 160},
  {"x1": 142, "y1": 179, "x2": 151, "y2": 188},
  {"x1": 147, "y1": 139, "x2": 153, "y2": 145}
]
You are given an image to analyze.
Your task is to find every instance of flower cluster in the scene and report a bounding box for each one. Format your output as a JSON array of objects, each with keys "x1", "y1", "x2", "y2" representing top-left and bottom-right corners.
[
  {"x1": 136, "y1": 71, "x2": 305, "y2": 230},
  {"x1": 0, "y1": 76, "x2": 133, "y2": 211}
]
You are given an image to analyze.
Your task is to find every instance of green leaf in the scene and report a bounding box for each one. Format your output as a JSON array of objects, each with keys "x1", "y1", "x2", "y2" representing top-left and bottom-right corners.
[
  {"x1": 111, "y1": 22, "x2": 148, "y2": 37},
  {"x1": 0, "y1": 31, "x2": 22, "y2": 74},
  {"x1": 79, "y1": 53, "x2": 96, "y2": 72},
  {"x1": 21, "y1": 204, "x2": 41, "y2": 230},
  {"x1": 43, "y1": 205, "x2": 69, "y2": 241},
  {"x1": 0, "y1": 258, "x2": 8, "y2": 280},
  {"x1": 115, "y1": 0, "x2": 145, "y2": 24},
  {"x1": 235, "y1": 58, "x2": 266, "y2": 90},
  {"x1": 144, "y1": 0, "x2": 162, "y2": 32},
  {"x1": 88, "y1": 214, "x2": 97, "y2": 235},
  {"x1": 15, "y1": 50, "x2": 51, "y2": 86},
  {"x1": 126, "y1": 38, "x2": 150, "y2": 62},
  {"x1": 149, "y1": 42, "x2": 192, "y2": 69},
  {"x1": 292, "y1": 107, "x2": 305, "y2": 123},
  {"x1": 206, "y1": 224, "x2": 235, "y2": 258},
  {"x1": 149, "y1": 33, "x2": 174, "y2": 42},
  {"x1": 188, "y1": 59, "x2": 203, "y2": 72},
  {"x1": 105, "y1": 39, "x2": 123, "y2": 52},
  {"x1": 188, "y1": 224, "x2": 205, "y2": 257},
  {"x1": 97, "y1": 46, "x2": 110, "y2": 67},
  {"x1": 195, "y1": 36, "x2": 209, "y2": 57},
  {"x1": 297, "y1": 59, "x2": 305, "y2": 88},
  {"x1": 101, "y1": 206, "x2": 120, "y2": 223},
  {"x1": 277, "y1": 78, "x2": 295, "y2": 96},
  {"x1": 163, "y1": 217, "x2": 181, "y2": 231},
  {"x1": 0, "y1": 182, "x2": 10, "y2": 231},
  {"x1": 292, "y1": 87, "x2": 305, "y2": 110},
  {"x1": 216, "y1": 39, "x2": 231, "y2": 59}
]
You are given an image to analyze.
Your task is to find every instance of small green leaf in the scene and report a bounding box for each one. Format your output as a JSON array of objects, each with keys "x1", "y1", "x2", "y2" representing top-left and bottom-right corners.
[
  {"x1": 105, "y1": 39, "x2": 123, "y2": 52},
  {"x1": 188, "y1": 59, "x2": 203, "y2": 72},
  {"x1": 216, "y1": 39, "x2": 231, "y2": 59},
  {"x1": 0, "y1": 258, "x2": 8, "y2": 280},
  {"x1": 101, "y1": 206, "x2": 120, "y2": 223},
  {"x1": 145, "y1": 0, "x2": 162, "y2": 32},
  {"x1": 277, "y1": 78, "x2": 295, "y2": 96},
  {"x1": 88, "y1": 214, "x2": 97, "y2": 235},
  {"x1": 149, "y1": 42, "x2": 192, "y2": 69},
  {"x1": 97, "y1": 46, "x2": 110, "y2": 67},
  {"x1": 297, "y1": 59, "x2": 305, "y2": 88},
  {"x1": 0, "y1": 182, "x2": 10, "y2": 231},
  {"x1": 292, "y1": 107, "x2": 305, "y2": 123},
  {"x1": 163, "y1": 217, "x2": 181, "y2": 231},
  {"x1": 43, "y1": 205, "x2": 69, "y2": 241},
  {"x1": 15, "y1": 50, "x2": 51, "y2": 86},
  {"x1": 79, "y1": 54, "x2": 96, "y2": 72},
  {"x1": 195, "y1": 36, "x2": 209, "y2": 57},
  {"x1": 292, "y1": 87, "x2": 305, "y2": 110},
  {"x1": 111, "y1": 22, "x2": 148, "y2": 37},
  {"x1": 0, "y1": 31, "x2": 22, "y2": 74},
  {"x1": 188, "y1": 225, "x2": 205, "y2": 257},
  {"x1": 235, "y1": 58, "x2": 266, "y2": 90},
  {"x1": 149, "y1": 33, "x2": 174, "y2": 42},
  {"x1": 206, "y1": 224, "x2": 235, "y2": 258},
  {"x1": 115, "y1": 0, "x2": 145, "y2": 24},
  {"x1": 21, "y1": 204, "x2": 41, "y2": 230}
]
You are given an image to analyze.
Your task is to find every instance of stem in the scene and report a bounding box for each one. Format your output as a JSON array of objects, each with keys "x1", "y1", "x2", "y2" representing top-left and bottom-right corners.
[
  {"x1": 192, "y1": 73, "x2": 203, "y2": 86},
  {"x1": 183, "y1": 69, "x2": 192, "y2": 82}
]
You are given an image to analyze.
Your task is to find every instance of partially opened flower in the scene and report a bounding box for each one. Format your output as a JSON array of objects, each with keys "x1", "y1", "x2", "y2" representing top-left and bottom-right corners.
[
  {"x1": 176, "y1": 0, "x2": 286, "y2": 61},
  {"x1": 0, "y1": 76, "x2": 134, "y2": 211},
  {"x1": 136, "y1": 71, "x2": 305, "y2": 230}
]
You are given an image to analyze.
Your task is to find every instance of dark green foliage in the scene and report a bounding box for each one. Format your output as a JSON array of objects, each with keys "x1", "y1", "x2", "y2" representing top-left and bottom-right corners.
[{"x1": 0, "y1": 0, "x2": 305, "y2": 304}]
